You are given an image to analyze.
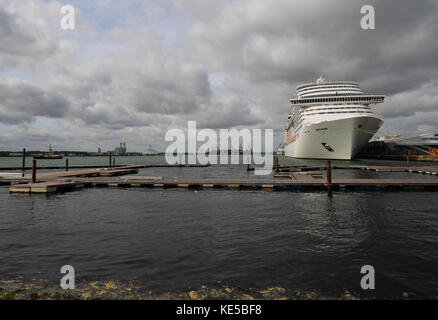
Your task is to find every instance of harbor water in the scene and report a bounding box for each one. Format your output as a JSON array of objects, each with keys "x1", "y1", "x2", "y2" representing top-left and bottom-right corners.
[{"x1": 0, "y1": 156, "x2": 437, "y2": 298}]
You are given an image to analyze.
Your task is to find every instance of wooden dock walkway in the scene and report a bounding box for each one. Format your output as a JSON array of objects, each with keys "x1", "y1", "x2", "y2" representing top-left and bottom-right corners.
[
  {"x1": 276, "y1": 164, "x2": 438, "y2": 175},
  {"x1": 9, "y1": 181, "x2": 86, "y2": 193},
  {"x1": 19, "y1": 167, "x2": 139, "y2": 180},
  {"x1": 63, "y1": 176, "x2": 438, "y2": 192},
  {"x1": 3, "y1": 164, "x2": 438, "y2": 194},
  {"x1": 3, "y1": 166, "x2": 139, "y2": 192},
  {"x1": 0, "y1": 164, "x2": 209, "y2": 171}
]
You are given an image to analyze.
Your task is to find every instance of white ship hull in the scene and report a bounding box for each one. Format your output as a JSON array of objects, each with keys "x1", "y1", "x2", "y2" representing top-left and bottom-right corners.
[{"x1": 284, "y1": 115, "x2": 383, "y2": 160}]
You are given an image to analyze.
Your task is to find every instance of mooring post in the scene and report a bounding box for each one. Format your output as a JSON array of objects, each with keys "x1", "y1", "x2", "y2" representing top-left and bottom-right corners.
[
  {"x1": 113, "y1": 157, "x2": 116, "y2": 167},
  {"x1": 22, "y1": 148, "x2": 26, "y2": 177},
  {"x1": 109, "y1": 152, "x2": 112, "y2": 167},
  {"x1": 274, "y1": 156, "x2": 279, "y2": 171},
  {"x1": 65, "y1": 158, "x2": 69, "y2": 171},
  {"x1": 407, "y1": 155, "x2": 410, "y2": 167},
  {"x1": 32, "y1": 159, "x2": 37, "y2": 183},
  {"x1": 326, "y1": 160, "x2": 332, "y2": 193}
]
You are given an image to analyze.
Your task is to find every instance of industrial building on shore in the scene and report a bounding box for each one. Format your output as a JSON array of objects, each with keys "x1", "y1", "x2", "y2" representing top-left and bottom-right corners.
[{"x1": 358, "y1": 133, "x2": 438, "y2": 160}]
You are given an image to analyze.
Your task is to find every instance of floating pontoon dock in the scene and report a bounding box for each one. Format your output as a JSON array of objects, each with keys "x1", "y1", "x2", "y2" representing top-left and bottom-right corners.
[{"x1": 2, "y1": 163, "x2": 438, "y2": 194}]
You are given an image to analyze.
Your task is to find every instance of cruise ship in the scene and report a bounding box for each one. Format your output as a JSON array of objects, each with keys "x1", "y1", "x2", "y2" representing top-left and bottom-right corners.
[{"x1": 285, "y1": 77, "x2": 384, "y2": 160}]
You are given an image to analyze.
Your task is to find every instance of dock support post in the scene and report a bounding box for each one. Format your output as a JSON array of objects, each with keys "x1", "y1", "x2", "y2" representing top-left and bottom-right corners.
[
  {"x1": 65, "y1": 158, "x2": 69, "y2": 171},
  {"x1": 326, "y1": 160, "x2": 332, "y2": 195},
  {"x1": 407, "y1": 155, "x2": 410, "y2": 167},
  {"x1": 109, "y1": 153, "x2": 112, "y2": 167},
  {"x1": 32, "y1": 159, "x2": 37, "y2": 183},
  {"x1": 246, "y1": 156, "x2": 253, "y2": 171},
  {"x1": 274, "y1": 156, "x2": 279, "y2": 171},
  {"x1": 113, "y1": 157, "x2": 116, "y2": 167},
  {"x1": 22, "y1": 148, "x2": 26, "y2": 177}
]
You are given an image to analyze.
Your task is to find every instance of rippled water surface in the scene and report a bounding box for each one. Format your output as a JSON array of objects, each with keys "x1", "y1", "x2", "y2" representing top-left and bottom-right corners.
[{"x1": 0, "y1": 157, "x2": 437, "y2": 298}]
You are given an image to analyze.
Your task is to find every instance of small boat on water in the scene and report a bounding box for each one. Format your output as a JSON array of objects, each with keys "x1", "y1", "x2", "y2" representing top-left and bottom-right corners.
[{"x1": 34, "y1": 145, "x2": 63, "y2": 160}]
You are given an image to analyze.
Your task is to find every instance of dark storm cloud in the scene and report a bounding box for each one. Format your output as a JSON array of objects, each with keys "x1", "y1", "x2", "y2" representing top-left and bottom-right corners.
[
  {"x1": 0, "y1": 6, "x2": 63, "y2": 70},
  {"x1": 115, "y1": 59, "x2": 212, "y2": 115},
  {"x1": 186, "y1": 0, "x2": 438, "y2": 93},
  {"x1": 0, "y1": 78, "x2": 70, "y2": 124}
]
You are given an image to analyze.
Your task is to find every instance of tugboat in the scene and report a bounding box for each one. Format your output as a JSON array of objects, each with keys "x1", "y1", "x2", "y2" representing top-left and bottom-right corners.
[{"x1": 34, "y1": 145, "x2": 63, "y2": 159}]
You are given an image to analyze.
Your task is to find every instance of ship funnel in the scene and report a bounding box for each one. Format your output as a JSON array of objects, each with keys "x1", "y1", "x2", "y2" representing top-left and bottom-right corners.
[{"x1": 316, "y1": 76, "x2": 326, "y2": 84}]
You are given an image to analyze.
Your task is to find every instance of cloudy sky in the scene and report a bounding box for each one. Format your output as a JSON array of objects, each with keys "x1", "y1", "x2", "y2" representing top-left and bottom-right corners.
[{"x1": 0, "y1": 0, "x2": 437, "y2": 152}]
